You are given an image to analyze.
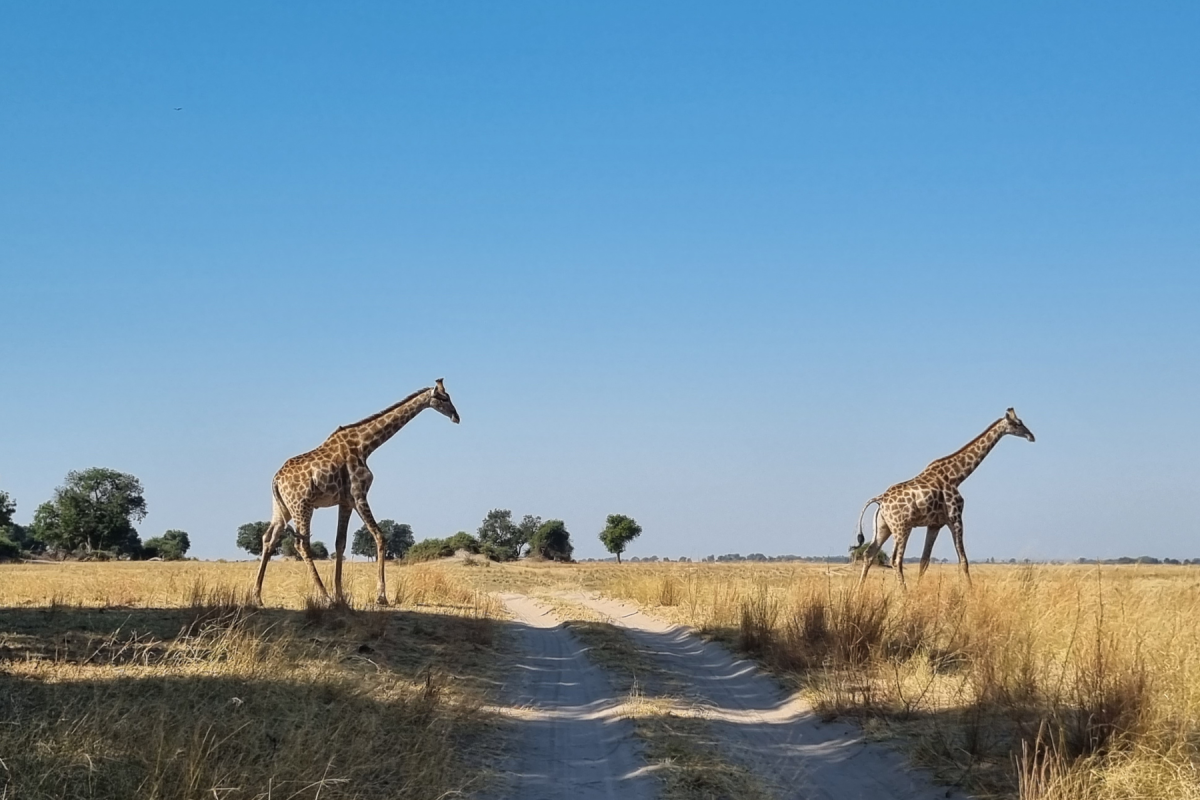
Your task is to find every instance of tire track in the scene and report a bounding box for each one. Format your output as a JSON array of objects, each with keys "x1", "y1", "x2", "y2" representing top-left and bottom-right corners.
[{"x1": 482, "y1": 593, "x2": 657, "y2": 800}]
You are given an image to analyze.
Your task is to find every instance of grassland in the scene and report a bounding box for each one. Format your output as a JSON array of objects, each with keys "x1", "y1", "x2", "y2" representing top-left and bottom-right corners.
[
  {"x1": 450, "y1": 559, "x2": 1200, "y2": 800},
  {"x1": 3, "y1": 558, "x2": 1196, "y2": 800},
  {"x1": 0, "y1": 560, "x2": 504, "y2": 800}
]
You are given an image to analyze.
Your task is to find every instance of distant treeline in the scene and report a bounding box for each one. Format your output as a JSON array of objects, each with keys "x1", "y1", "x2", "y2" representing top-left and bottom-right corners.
[{"x1": 1, "y1": 469, "x2": 190, "y2": 562}]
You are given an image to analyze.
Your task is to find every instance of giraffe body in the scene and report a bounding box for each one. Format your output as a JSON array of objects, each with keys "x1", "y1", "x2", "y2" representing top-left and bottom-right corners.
[
  {"x1": 856, "y1": 408, "x2": 1034, "y2": 587},
  {"x1": 253, "y1": 380, "x2": 460, "y2": 605}
]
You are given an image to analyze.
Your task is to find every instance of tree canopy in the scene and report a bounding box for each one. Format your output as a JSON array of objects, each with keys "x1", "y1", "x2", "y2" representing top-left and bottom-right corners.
[
  {"x1": 351, "y1": 519, "x2": 415, "y2": 560},
  {"x1": 0, "y1": 491, "x2": 19, "y2": 561},
  {"x1": 236, "y1": 521, "x2": 294, "y2": 557},
  {"x1": 405, "y1": 531, "x2": 481, "y2": 562},
  {"x1": 599, "y1": 514, "x2": 642, "y2": 563},
  {"x1": 0, "y1": 491, "x2": 14, "y2": 531},
  {"x1": 31, "y1": 468, "x2": 147, "y2": 557},
  {"x1": 406, "y1": 537, "x2": 456, "y2": 561},
  {"x1": 529, "y1": 519, "x2": 573, "y2": 562},
  {"x1": 445, "y1": 531, "x2": 480, "y2": 553},
  {"x1": 478, "y1": 509, "x2": 537, "y2": 561},
  {"x1": 143, "y1": 529, "x2": 191, "y2": 560}
]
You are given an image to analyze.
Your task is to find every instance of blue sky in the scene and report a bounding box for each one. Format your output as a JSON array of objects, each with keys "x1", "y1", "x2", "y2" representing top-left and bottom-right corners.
[{"x1": 2, "y1": 3, "x2": 1198, "y2": 561}]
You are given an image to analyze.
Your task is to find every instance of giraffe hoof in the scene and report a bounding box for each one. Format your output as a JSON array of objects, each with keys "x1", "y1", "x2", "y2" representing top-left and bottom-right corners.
[{"x1": 375, "y1": 596, "x2": 389, "y2": 607}]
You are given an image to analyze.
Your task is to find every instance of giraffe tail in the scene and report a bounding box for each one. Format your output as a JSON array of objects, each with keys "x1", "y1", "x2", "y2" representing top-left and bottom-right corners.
[
  {"x1": 270, "y1": 480, "x2": 289, "y2": 523},
  {"x1": 856, "y1": 496, "x2": 882, "y2": 546}
]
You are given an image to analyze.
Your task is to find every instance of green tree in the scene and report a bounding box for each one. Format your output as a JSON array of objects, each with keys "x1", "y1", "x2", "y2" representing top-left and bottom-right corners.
[
  {"x1": 351, "y1": 519, "x2": 415, "y2": 560},
  {"x1": 529, "y1": 519, "x2": 573, "y2": 562},
  {"x1": 0, "y1": 490, "x2": 23, "y2": 560},
  {"x1": 236, "y1": 521, "x2": 293, "y2": 557},
  {"x1": 0, "y1": 491, "x2": 15, "y2": 531},
  {"x1": 599, "y1": 514, "x2": 642, "y2": 563},
  {"x1": 478, "y1": 509, "x2": 531, "y2": 561},
  {"x1": 31, "y1": 468, "x2": 147, "y2": 556},
  {"x1": 280, "y1": 535, "x2": 301, "y2": 560},
  {"x1": 310, "y1": 540, "x2": 330, "y2": 559},
  {"x1": 516, "y1": 515, "x2": 541, "y2": 551},
  {"x1": 143, "y1": 529, "x2": 191, "y2": 560},
  {"x1": 848, "y1": 540, "x2": 888, "y2": 567},
  {"x1": 406, "y1": 537, "x2": 455, "y2": 562},
  {"x1": 445, "y1": 531, "x2": 480, "y2": 553}
]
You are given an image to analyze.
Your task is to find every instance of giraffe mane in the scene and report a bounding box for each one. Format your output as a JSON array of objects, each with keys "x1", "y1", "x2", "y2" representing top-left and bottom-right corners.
[
  {"x1": 333, "y1": 387, "x2": 431, "y2": 433},
  {"x1": 926, "y1": 417, "x2": 1005, "y2": 467}
]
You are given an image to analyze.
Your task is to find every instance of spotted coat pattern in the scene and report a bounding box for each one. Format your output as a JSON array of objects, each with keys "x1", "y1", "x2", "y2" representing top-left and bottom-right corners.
[
  {"x1": 856, "y1": 408, "x2": 1035, "y2": 588},
  {"x1": 253, "y1": 380, "x2": 460, "y2": 604}
]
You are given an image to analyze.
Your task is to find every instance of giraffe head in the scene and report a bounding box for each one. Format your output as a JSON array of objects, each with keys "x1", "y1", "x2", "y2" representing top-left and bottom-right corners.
[
  {"x1": 430, "y1": 378, "x2": 460, "y2": 424},
  {"x1": 1004, "y1": 408, "x2": 1035, "y2": 442}
]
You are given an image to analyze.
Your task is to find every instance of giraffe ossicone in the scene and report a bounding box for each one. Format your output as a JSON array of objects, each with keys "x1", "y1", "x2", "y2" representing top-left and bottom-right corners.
[
  {"x1": 854, "y1": 408, "x2": 1034, "y2": 588},
  {"x1": 252, "y1": 380, "x2": 461, "y2": 605}
]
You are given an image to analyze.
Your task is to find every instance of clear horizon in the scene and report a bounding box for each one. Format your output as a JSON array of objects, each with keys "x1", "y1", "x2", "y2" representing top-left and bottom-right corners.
[{"x1": 2, "y1": 3, "x2": 1198, "y2": 562}]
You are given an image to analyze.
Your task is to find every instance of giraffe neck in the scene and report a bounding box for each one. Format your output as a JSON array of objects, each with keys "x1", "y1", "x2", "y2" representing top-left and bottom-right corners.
[
  {"x1": 351, "y1": 389, "x2": 434, "y2": 458},
  {"x1": 928, "y1": 418, "x2": 1008, "y2": 486}
]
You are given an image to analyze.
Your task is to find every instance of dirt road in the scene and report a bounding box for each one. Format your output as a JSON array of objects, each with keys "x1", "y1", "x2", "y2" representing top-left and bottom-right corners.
[
  {"x1": 489, "y1": 592, "x2": 964, "y2": 800},
  {"x1": 484, "y1": 593, "x2": 658, "y2": 800}
]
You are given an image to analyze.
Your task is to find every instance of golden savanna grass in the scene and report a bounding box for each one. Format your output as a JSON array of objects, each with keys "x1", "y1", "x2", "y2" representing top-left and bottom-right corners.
[
  {"x1": 451, "y1": 559, "x2": 1200, "y2": 800},
  {"x1": 0, "y1": 560, "x2": 503, "y2": 800}
]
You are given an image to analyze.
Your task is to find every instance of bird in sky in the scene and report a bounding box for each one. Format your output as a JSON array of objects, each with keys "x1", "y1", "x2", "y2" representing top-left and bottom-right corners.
[{"x1": 173, "y1": 107, "x2": 182, "y2": 111}]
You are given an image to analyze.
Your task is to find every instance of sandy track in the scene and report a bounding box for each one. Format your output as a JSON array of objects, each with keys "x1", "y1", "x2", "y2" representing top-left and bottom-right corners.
[
  {"x1": 564, "y1": 592, "x2": 966, "y2": 800},
  {"x1": 484, "y1": 593, "x2": 657, "y2": 800}
]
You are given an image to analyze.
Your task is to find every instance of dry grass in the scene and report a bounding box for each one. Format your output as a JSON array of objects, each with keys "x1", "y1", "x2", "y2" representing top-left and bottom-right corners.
[
  {"x1": 0, "y1": 559, "x2": 505, "y2": 800},
  {"x1": 451, "y1": 560, "x2": 1200, "y2": 800}
]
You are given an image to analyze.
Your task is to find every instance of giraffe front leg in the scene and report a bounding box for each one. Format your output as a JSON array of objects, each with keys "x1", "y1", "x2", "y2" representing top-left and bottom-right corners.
[
  {"x1": 351, "y1": 493, "x2": 389, "y2": 605},
  {"x1": 948, "y1": 517, "x2": 972, "y2": 586},
  {"x1": 918, "y1": 525, "x2": 941, "y2": 579},
  {"x1": 333, "y1": 504, "x2": 352, "y2": 604}
]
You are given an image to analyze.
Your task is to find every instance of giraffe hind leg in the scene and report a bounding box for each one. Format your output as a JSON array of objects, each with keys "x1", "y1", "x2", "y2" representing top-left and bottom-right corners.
[
  {"x1": 253, "y1": 495, "x2": 291, "y2": 604},
  {"x1": 918, "y1": 525, "x2": 940, "y2": 579},
  {"x1": 293, "y1": 507, "x2": 330, "y2": 602},
  {"x1": 891, "y1": 527, "x2": 914, "y2": 588},
  {"x1": 857, "y1": 517, "x2": 893, "y2": 588}
]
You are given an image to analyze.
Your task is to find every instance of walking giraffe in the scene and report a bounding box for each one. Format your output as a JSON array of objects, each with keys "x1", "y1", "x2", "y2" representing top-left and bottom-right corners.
[
  {"x1": 855, "y1": 408, "x2": 1034, "y2": 588},
  {"x1": 253, "y1": 379, "x2": 460, "y2": 605}
]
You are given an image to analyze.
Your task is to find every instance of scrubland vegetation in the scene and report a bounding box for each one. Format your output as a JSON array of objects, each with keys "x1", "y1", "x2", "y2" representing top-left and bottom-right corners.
[
  {"x1": 0, "y1": 560, "x2": 502, "y2": 800},
  {"x1": 453, "y1": 559, "x2": 1200, "y2": 800}
]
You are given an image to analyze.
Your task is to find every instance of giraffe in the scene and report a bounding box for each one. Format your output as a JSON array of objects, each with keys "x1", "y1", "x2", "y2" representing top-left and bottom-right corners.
[
  {"x1": 854, "y1": 408, "x2": 1034, "y2": 588},
  {"x1": 252, "y1": 379, "x2": 460, "y2": 605}
]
